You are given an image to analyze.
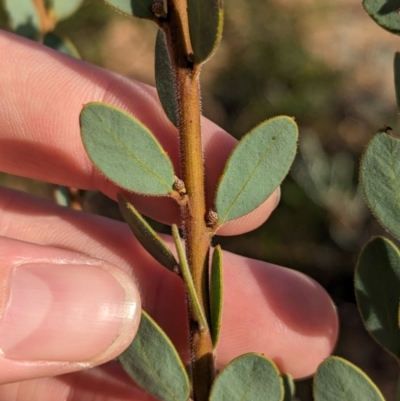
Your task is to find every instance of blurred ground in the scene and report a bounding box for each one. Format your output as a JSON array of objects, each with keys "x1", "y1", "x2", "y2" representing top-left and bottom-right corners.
[{"x1": 1, "y1": 0, "x2": 400, "y2": 399}]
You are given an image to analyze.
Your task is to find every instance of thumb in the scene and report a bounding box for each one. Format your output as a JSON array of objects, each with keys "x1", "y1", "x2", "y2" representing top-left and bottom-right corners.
[{"x1": 0, "y1": 237, "x2": 141, "y2": 383}]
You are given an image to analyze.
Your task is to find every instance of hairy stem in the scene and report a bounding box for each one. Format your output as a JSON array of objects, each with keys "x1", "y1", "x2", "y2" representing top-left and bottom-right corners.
[{"x1": 163, "y1": 1, "x2": 215, "y2": 400}]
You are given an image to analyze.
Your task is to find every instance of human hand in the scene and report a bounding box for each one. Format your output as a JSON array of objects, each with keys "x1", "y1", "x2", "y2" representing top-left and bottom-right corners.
[{"x1": 0, "y1": 31, "x2": 338, "y2": 401}]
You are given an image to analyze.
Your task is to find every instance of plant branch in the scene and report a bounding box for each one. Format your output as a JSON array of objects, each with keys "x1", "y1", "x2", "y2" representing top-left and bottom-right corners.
[{"x1": 162, "y1": 1, "x2": 215, "y2": 400}]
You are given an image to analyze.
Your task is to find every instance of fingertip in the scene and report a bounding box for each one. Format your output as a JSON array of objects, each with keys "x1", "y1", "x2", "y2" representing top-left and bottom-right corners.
[
  {"x1": 0, "y1": 237, "x2": 142, "y2": 383},
  {"x1": 215, "y1": 188, "x2": 281, "y2": 236},
  {"x1": 217, "y1": 252, "x2": 338, "y2": 378}
]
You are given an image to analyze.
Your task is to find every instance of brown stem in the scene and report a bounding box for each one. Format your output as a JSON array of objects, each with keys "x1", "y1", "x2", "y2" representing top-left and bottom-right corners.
[
  {"x1": 179, "y1": 66, "x2": 214, "y2": 397},
  {"x1": 163, "y1": 1, "x2": 215, "y2": 400},
  {"x1": 33, "y1": 0, "x2": 56, "y2": 37}
]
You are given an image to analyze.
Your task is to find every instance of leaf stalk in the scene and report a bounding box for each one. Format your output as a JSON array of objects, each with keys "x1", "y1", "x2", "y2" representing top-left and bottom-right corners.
[
  {"x1": 172, "y1": 224, "x2": 208, "y2": 331},
  {"x1": 33, "y1": 0, "x2": 56, "y2": 37}
]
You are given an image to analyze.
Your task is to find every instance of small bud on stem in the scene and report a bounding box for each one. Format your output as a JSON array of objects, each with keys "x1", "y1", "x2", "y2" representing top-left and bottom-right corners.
[
  {"x1": 173, "y1": 176, "x2": 187, "y2": 195},
  {"x1": 206, "y1": 209, "x2": 219, "y2": 228}
]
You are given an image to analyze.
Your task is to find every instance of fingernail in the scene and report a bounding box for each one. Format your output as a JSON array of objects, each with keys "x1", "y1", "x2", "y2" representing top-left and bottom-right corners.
[{"x1": 0, "y1": 263, "x2": 140, "y2": 362}]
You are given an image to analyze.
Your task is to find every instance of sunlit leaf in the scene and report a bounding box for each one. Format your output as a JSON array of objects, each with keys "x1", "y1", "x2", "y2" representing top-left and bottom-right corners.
[
  {"x1": 355, "y1": 236, "x2": 400, "y2": 358},
  {"x1": 363, "y1": 0, "x2": 400, "y2": 34},
  {"x1": 210, "y1": 245, "x2": 223, "y2": 347},
  {"x1": 314, "y1": 356, "x2": 385, "y2": 401},
  {"x1": 155, "y1": 29, "x2": 178, "y2": 126},
  {"x1": 43, "y1": 32, "x2": 80, "y2": 58},
  {"x1": 282, "y1": 374, "x2": 295, "y2": 401},
  {"x1": 187, "y1": 0, "x2": 224, "y2": 64},
  {"x1": 80, "y1": 102, "x2": 175, "y2": 196},
  {"x1": 104, "y1": 0, "x2": 155, "y2": 20},
  {"x1": 117, "y1": 194, "x2": 178, "y2": 272},
  {"x1": 4, "y1": 0, "x2": 41, "y2": 40},
  {"x1": 119, "y1": 311, "x2": 190, "y2": 401},
  {"x1": 52, "y1": 0, "x2": 83, "y2": 21},
  {"x1": 209, "y1": 353, "x2": 283, "y2": 401},
  {"x1": 360, "y1": 130, "x2": 400, "y2": 238},
  {"x1": 215, "y1": 116, "x2": 298, "y2": 224}
]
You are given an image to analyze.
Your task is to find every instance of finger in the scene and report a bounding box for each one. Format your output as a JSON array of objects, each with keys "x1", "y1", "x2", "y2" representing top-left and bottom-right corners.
[
  {"x1": 0, "y1": 235, "x2": 141, "y2": 384},
  {"x1": 0, "y1": 363, "x2": 156, "y2": 401},
  {"x1": 219, "y1": 253, "x2": 337, "y2": 377},
  {"x1": 0, "y1": 188, "x2": 338, "y2": 378},
  {"x1": 0, "y1": 30, "x2": 279, "y2": 236}
]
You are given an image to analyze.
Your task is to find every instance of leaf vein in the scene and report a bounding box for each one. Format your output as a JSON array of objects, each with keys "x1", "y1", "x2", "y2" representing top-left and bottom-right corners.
[
  {"x1": 221, "y1": 128, "x2": 283, "y2": 221},
  {"x1": 95, "y1": 110, "x2": 171, "y2": 192},
  {"x1": 136, "y1": 334, "x2": 179, "y2": 401}
]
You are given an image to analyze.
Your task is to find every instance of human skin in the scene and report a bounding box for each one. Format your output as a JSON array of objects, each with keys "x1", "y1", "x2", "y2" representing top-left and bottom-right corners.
[{"x1": 0, "y1": 31, "x2": 338, "y2": 401}]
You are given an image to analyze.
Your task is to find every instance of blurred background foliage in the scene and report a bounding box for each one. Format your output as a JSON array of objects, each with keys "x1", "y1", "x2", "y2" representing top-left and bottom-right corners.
[{"x1": 1, "y1": 0, "x2": 399, "y2": 399}]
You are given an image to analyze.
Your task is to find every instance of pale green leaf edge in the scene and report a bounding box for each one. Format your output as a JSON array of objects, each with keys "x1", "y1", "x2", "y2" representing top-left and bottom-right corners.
[
  {"x1": 362, "y1": 0, "x2": 400, "y2": 35},
  {"x1": 215, "y1": 115, "x2": 298, "y2": 224},
  {"x1": 4, "y1": 0, "x2": 41, "y2": 39},
  {"x1": 188, "y1": 0, "x2": 224, "y2": 64},
  {"x1": 117, "y1": 193, "x2": 178, "y2": 272},
  {"x1": 360, "y1": 130, "x2": 400, "y2": 240},
  {"x1": 282, "y1": 374, "x2": 295, "y2": 401},
  {"x1": 119, "y1": 310, "x2": 190, "y2": 401},
  {"x1": 355, "y1": 236, "x2": 400, "y2": 359},
  {"x1": 209, "y1": 352, "x2": 284, "y2": 401},
  {"x1": 314, "y1": 356, "x2": 385, "y2": 401},
  {"x1": 80, "y1": 102, "x2": 175, "y2": 196},
  {"x1": 155, "y1": 29, "x2": 178, "y2": 127}
]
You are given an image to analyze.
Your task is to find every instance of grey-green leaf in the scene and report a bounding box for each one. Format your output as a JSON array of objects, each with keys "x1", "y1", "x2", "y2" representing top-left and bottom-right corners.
[
  {"x1": 43, "y1": 32, "x2": 80, "y2": 58},
  {"x1": 4, "y1": 0, "x2": 41, "y2": 40},
  {"x1": 155, "y1": 29, "x2": 178, "y2": 126},
  {"x1": 363, "y1": 0, "x2": 400, "y2": 35},
  {"x1": 104, "y1": 0, "x2": 155, "y2": 20},
  {"x1": 52, "y1": 0, "x2": 83, "y2": 21},
  {"x1": 209, "y1": 353, "x2": 283, "y2": 401},
  {"x1": 210, "y1": 245, "x2": 223, "y2": 348},
  {"x1": 282, "y1": 374, "x2": 295, "y2": 401},
  {"x1": 355, "y1": 236, "x2": 400, "y2": 358},
  {"x1": 360, "y1": 130, "x2": 400, "y2": 239},
  {"x1": 395, "y1": 53, "x2": 400, "y2": 113},
  {"x1": 119, "y1": 311, "x2": 190, "y2": 401},
  {"x1": 171, "y1": 225, "x2": 208, "y2": 331},
  {"x1": 187, "y1": 0, "x2": 224, "y2": 64},
  {"x1": 80, "y1": 102, "x2": 175, "y2": 196},
  {"x1": 117, "y1": 194, "x2": 178, "y2": 272},
  {"x1": 314, "y1": 356, "x2": 385, "y2": 401},
  {"x1": 215, "y1": 116, "x2": 298, "y2": 224}
]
